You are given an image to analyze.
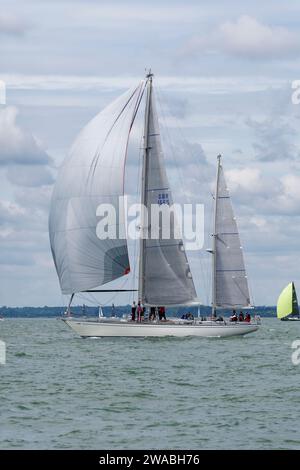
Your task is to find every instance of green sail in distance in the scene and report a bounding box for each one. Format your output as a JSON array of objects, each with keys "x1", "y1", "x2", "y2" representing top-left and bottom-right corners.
[{"x1": 277, "y1": 282, "x2": 299, "y2": 319}]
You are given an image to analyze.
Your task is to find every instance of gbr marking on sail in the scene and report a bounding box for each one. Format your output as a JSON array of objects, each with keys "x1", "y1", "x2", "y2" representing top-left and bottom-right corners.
[{"x1": 96, "y1": 196, "x2": 204, "y2": 251}]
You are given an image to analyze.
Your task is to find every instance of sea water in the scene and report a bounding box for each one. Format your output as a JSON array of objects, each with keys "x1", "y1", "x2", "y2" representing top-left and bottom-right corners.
[{"x1": 0, "y1": 318, "x2": 299, "y2": 449}]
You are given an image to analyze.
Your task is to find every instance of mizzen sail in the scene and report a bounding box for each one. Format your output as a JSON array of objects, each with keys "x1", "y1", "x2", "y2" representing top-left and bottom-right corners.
[
  {"x1": 214, "y1": 157, "x2": 251, "y2": 308},
  {"x1": 139, "y1": 78, "x2": 198, "y2": 306},
  {"x1": 49, "y1": 83, "x2": 144, "y2": 295}
]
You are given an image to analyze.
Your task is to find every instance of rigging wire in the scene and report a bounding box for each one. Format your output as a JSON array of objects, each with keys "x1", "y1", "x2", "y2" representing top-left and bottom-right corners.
[{"x1": 247, "y1": 262, "x2": 256, "y2": 308}]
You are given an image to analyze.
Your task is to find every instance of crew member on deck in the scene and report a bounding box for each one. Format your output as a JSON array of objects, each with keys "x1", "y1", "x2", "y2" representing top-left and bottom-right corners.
[
  {"x1": 141, "y1": 305, "x2": 145, "y2": 322},
  {"x1": 230, "y1": 310, "x2": 237, "y2": 322},
  {"x1": 184, "y1": 312, "x2": 194, "y2": 320},
  {"x1": 245, "y1": 312, "x2": 251, "y2": 323},
  {"x1": 159, "y1": 306, "x2": 166, "y2": 321},
  {"x1": 149, "y1": 306, "x2": 156, "y2": 321},
  {"x1": 239, "y1": 311, "x2": 244, "y2": 322},
  {"x1": 131, "y1": 301, "x2": 137, "y2": 321},
  {"x1": 137, "y1": 301, "x2": 142, "y2": 322}
]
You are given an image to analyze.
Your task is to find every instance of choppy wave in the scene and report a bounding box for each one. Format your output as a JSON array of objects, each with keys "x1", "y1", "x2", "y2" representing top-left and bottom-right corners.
[{"x1": 0, "y1": 318, "x2": 299, "y2": 449}]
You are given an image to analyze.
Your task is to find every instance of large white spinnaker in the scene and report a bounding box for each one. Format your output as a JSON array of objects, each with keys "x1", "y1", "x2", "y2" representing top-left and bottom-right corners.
[
  {"x1": 139, "y1": 77, "x2": 198, "y2": 306},
  {"x1": 49, "y1": 83, "x2": 144, "y2": 295},
  {"x1": 214, "y1": 157, "x2": 251, "y2": 308}
]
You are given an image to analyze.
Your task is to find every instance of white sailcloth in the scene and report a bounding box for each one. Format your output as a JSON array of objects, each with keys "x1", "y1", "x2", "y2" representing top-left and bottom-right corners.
[
  {"x1": 49, "y1": 83, "x2": 144, "y2": 294},
  {"x1": 215, "y1": 163, "x2": 251, "y2": 307},
  {"x1": 142, "y1": 91, "x2": 198, "y2": 306}
]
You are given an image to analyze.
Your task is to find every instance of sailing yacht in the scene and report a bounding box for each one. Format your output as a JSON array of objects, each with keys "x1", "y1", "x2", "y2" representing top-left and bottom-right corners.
[
  {"x1": 277, "y1": 282, "x2": 300, "y2": 321},
  {"x1": 49, "y1": 72, "x2": 258, "y2": 338}
]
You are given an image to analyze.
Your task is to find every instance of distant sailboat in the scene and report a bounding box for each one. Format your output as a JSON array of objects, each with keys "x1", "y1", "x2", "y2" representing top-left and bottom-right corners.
[
  {"x1": 49, "y1": 71, "x2": 258, "y2": 338},
  {"x1": 277, "y1": 282, "x2": 300, "y2": 321}
]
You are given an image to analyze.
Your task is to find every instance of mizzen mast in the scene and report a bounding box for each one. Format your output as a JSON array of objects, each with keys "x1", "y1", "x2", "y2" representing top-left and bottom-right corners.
[{"x1": 211, "y1": 154, "x2": 222, "y2": 318}]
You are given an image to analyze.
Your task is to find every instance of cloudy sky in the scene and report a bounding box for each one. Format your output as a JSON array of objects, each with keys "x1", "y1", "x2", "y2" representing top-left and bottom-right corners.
[{"x1": 1, "y1": 0, "x2": 300, "y2": 307}]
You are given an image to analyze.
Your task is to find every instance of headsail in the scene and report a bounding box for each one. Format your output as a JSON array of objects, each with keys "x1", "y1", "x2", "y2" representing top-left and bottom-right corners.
[
  {"x1": 49, "y1": 83, "x2": 144, "y2": 295},
  {"x1": 213, "y1": 156, "x2": 251, "y2": 308},
  {"x1": 277, "y1": 282, "x2": 299, "y2": 319},
  {"x1": 139, "y1": 76, "x2": 198, "y2": 306}
]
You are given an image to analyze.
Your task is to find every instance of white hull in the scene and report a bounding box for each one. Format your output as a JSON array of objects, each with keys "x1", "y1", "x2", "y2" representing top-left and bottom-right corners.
[
  {"x1": 281, "y1": 317, "x2": 300, "y2": 321},
  {"x1": 63, "y1": 319, "x2": 259, "y2": 338}
]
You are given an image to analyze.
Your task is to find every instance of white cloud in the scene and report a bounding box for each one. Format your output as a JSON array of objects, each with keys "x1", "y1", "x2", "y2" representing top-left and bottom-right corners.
[
  {"x1": 277, "y1": 174, "x2": 300, "y2": 213},
  {"x1": 0, "y1": 13, "x2": 29, "y2": 36},
  {"x1": 6, "y1": 165, "x2": 54, "y2": 187},
  {"x1": 219, "y1": 16, "x2": 300, "y2": 59},
  {"x1": 0, "y1": 200, "x2": 26, "y2": 226},
  {"x1": 0, "y1": 106, "x2": 51, "y2": 166},
  {"x1": 0, "y1": 106, "x2": 54, "y2": 187},
  {"x1": 0, "y1": 198, "x2": 48, "y2": 232},
  {"x1": 225, "y1": 166, "x2": 300, "y2": 217},
  {"x1": 225, "y1": 167, "x2": 263, "y2": 194},
  {"x1": 0, "y1": 194, "x2": 51, "y2": 277},
  {"x1": 182, "y1": 15, "x2": 300, "y2": 60},
  {"x1": 2, "y1": 74, "x2": 287, "y2": 94},
  {"x1": 65, "y1": 3, "x2": 206, "y2": 26},
  {"x1": 14, "y1": 186, "x2": 52, "y2": 211},
  {"x1": 247, "y1": 116, "x2": 299, "y2": 162}
]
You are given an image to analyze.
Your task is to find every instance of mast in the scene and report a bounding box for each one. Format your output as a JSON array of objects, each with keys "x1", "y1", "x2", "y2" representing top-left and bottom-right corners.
[
  {"x1": 211, "y1": 154, "x2": 222, "y2": 317},
  {"x1": 138, "y1": 70, "x2": 153, "y2": 304}
]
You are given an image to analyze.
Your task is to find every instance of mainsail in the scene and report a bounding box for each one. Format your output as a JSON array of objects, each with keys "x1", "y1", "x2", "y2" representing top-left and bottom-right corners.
[
  {"x1": 213, "y1": 156, "x2": 251, "y2": 309},
  {"x1": 139, "y1": 75, "x2": 198, "y2": 306},
  {"x1": 277, "y1": 282, "x2": 299, "y2": 319},
  {"x1": 49, "y1": 83, "x2": 144, "y2": 295}
]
